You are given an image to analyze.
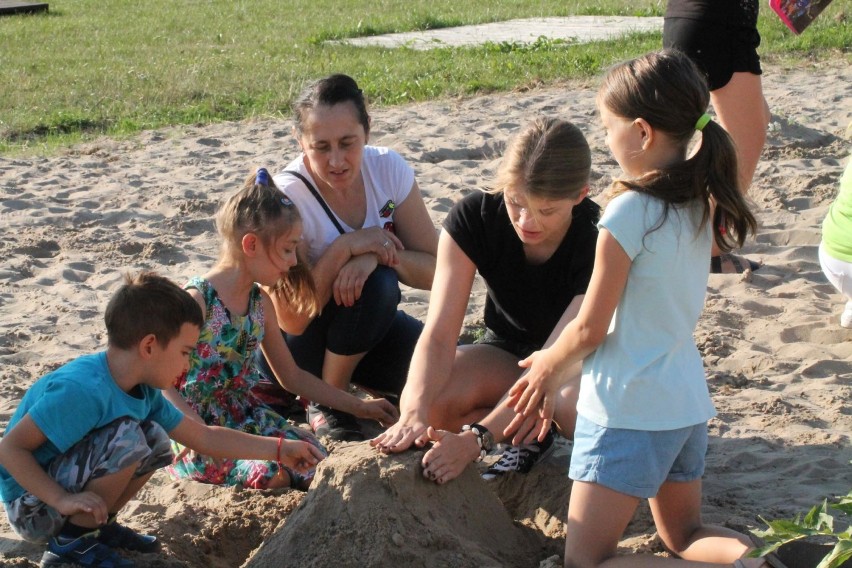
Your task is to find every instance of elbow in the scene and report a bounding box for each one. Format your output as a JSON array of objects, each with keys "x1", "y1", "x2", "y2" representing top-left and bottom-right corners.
[{"x1": 577, "y1": 322, "x2": 607, "y2": 352}]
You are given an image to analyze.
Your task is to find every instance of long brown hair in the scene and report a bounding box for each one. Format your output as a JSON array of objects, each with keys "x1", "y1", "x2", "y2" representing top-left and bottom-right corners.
[{"x1": 598, "y1": 50, "x2": 756, "y2": 250}]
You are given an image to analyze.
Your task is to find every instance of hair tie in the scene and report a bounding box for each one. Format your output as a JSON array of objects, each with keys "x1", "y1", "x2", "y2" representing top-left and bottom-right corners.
[
  {"x1": 695, "y1": 113, "x2": 712, "y2": 131},
  {"x1": 280, "y1": 194, "x2": 294, "y2": 207},
  {"x1": 255, "y1": 168, "x2": 270, "y2": 186}
]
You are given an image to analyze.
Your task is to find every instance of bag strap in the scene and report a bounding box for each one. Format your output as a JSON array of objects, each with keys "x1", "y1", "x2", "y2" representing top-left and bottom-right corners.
[{"x1": 281, "y1": 170, "x2": 346, "y2": 235}]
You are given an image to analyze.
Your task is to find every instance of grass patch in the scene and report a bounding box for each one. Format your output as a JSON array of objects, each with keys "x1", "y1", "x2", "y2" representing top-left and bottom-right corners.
[{"x1": 0, "y1": 0, "x2": 848, "y2": 153}]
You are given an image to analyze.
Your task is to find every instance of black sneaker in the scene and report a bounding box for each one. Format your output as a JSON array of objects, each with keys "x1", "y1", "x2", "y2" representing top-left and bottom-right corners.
[
  {"x1": 307, "y1": 403, "x2": 364, "y2": 441},
  {"x1": 98, "y1": 521, "x2": 159, "y2": 553},
  {"x1": 41, "y1": 532, "x2": 134, "y2": 568},
  {"x1": 481, "y1": 427, "x2": 556, "y2": 481}
]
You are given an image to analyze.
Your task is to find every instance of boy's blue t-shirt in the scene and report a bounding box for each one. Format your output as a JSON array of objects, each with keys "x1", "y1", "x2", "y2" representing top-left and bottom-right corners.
[{"x1": 0, "y1": 351, "x2": 183, "y2": 504}]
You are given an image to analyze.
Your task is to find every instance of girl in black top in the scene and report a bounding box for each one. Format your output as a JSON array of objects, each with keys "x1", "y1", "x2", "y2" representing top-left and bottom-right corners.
[{"x1": 372, "y1": 118, "x2": 599, "y2": 484}]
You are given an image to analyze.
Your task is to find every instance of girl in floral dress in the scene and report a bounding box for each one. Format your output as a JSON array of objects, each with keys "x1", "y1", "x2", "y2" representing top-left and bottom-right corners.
[{"x1": 164, "y1": 168, "x2": 399, "y2": 489}]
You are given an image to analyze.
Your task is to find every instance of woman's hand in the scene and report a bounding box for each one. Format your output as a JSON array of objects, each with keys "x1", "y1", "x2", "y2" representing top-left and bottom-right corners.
[
  {"x1": 344, "y1": 227, "x2": 404, "y2": 267},
  {"x1": 332, "y1": 254, "x2": 379, "y2": 307},
  {"x1": 370, "y1": 413, "x2": 430, "y2": 453},
  {"x1": 278, "y1": 440, "x2": 326, "y2": 474},
  {"x1": 420, "y1": 427, "x2": 480, "y2": 484},
  {"x1": 357, "y1": 397, "x2": 400, "y2": 427}
]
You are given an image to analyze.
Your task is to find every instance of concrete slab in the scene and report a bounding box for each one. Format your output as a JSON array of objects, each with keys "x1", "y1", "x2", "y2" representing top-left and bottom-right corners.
[
  {"x1": 335, "y1": 16, "x2": 662, "y2": 50},
  {"x1": 0, "y1": 1, "x2": 48, "y2": 15}
]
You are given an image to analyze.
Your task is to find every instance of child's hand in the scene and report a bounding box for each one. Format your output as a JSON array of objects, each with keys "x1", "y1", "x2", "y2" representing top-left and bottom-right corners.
[
  {"x1": 55, "y1": 491, "x2": 108, "y2": 525},
  {"x1": 279, "y1": 440, "x2": 325, "y2": 475},
  {"x1": 358, "y1": 398, "x2": 400, "y2": 427},
  {"x1": 504, "y1": 347, "x2": 564, "y2": 441}
]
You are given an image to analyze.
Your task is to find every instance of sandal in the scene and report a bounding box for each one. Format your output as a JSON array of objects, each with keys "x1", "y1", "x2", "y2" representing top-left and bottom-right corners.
[{"x1": 710, "y1": 253, "x2": 761, "y2": 274}]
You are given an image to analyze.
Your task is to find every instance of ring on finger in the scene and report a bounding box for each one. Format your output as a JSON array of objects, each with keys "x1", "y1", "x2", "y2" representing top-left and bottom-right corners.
[{"x1": 383, "y1": 240, "x2": 390, "y2": 248}]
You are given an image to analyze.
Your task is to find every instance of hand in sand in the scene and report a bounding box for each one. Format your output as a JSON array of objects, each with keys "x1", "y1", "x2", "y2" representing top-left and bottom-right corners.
[
  {"x1": 55, "y1": 491, "x2": 108, "y2": 525},
  {"x1": 357, "y1": 397, "x2": 400, "y2": 427},
  {"x1": 279, "y1": 440, "x2": 325, "y2": 475},
  {"x1": 420, "y1": 427, "x2": 480, "y2": 485},
  {"x1": 505, "y1": 347, "x2": 564, "y2": 444},
  {"x1": 370, "y1": 415, "x2": 429, "y2": 453}
]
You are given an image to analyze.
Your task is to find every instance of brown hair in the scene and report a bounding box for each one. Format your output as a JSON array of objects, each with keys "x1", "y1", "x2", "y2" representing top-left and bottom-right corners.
[
  {"x1": 490, "y1": 117, "x2": 591, "y2": 201},
  {"x1": 105, "y1": 272, "x2": 203, "y2": 349},
  {"x1": 216, "y1": 169, "x2": 319, "y2": 317},
  {"x1": 597, "y1": 50, "x2": 756, "y2": 250},
  {"x1": 293, "y1": 73, "x2": 370, "y2": 137}
]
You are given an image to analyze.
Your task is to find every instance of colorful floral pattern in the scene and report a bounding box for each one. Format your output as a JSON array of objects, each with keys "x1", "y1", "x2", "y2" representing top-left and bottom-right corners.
[{"x1": 165, "y1": 277, "x2": 326, "y2": 489}]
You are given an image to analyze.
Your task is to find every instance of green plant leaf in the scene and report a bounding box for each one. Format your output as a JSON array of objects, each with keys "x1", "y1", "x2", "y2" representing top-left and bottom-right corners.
[{"x1": 816, "y1": 539, "x2": 852, "y2": 568}]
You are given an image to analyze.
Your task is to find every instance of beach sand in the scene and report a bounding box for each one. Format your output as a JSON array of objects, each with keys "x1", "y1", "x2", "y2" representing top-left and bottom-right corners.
[{"x1": 0, "y1": 60, "x2": 850, "y2": 567}]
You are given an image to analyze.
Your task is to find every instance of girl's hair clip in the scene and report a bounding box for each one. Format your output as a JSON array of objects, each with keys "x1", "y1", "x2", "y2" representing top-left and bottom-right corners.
[
  {"x1": 281, "y1": 194, "x2": 294, "y2": 207},
  {"x1": 256, "y1": 168, "x2": 270, "y2": 186}
]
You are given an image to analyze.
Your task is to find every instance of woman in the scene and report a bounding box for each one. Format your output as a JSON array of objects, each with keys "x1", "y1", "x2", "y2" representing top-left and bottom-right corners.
[
  {"x1": 265, "y1": 74, "x2": 438, "y2": 442},
  {"x1": 371, "y1": 118, "x2": 599, "y2": 484}
]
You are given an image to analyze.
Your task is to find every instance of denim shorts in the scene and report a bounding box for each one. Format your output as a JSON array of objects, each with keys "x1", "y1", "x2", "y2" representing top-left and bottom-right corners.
[{"x1": 568, "y1": 415, "x2": 708, "y2": 499}]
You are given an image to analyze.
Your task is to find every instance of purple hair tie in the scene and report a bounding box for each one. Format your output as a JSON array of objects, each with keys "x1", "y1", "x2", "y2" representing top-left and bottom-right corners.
[{"x1": 255, "y1": 168, "x2": 270, "y2": 186}]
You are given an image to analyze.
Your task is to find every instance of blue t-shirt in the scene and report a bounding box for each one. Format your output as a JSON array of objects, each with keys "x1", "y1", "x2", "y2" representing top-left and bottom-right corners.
[
  {"x1": 0, "y1": 352, "x2": 183, "y2": 503},
  {"x1": 578, "y1": 191, "x2": 717, "y2": 430}
]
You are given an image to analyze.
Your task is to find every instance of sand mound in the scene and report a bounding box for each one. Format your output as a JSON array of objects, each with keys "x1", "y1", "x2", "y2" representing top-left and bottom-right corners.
[{"x1": 245, "y1": 443, "x2": 542, "y2": 568}]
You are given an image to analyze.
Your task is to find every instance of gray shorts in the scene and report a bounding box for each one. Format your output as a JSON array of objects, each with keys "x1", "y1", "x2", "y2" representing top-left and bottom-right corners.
[{"x1": 4, "y1": 417, "x2": 172, "y2": 543}]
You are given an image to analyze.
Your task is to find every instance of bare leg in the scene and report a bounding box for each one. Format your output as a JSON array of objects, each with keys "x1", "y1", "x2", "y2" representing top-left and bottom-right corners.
[
  {"x1": 69, "y1": 463, "x2": 138, "y2": 529},
  {"x1": 321, "y1": 349, "x2": 367, "y2": 391},
  {"x1": 110, "y1": 471, "x2": 154, "y2": 513},
  {"x1": 709, "y1": 71, "x2": 770, "y2": 259},
  {"x1": 429, "y1": 344, "x2": 522, "y2": 432},
  {"x1": 563, "y1": 480, "x2": 767, "y2": 568},
  {"x1": 650, "y1": 479, "x2": 752, "y2": 563}
]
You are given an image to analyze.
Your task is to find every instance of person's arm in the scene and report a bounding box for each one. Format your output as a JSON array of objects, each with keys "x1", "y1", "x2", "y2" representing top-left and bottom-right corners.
[
  {"x1": 0, "y1": 415, "x2": 109, "y2": 524},
  {"x1": 370, "y1": 230, "x2": 475, "y2": 452},
  {"x1": 162, "y1": 386, "x2": 206, "y2": 425},
  {"x1": 267, "y1": 228, "x2": 405, "y2": 335},
  {"x1": 506, "y1": 230, "x2": 631, "y2": 432},
  {"x1": 168, "y1": 415, "x2": 324, "y2": 475},
  {"x1": 386, "y1": 181, "x2": 438, "y2": 290},
  {"x1": 257, "y1": 292, "x2": 398, "y2": 426}
]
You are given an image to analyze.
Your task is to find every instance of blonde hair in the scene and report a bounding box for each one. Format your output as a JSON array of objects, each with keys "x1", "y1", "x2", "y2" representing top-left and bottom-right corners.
[
  {"x1": 490, "y1": 117, "x2": 591, "y2": 200},
  {"x1": 216, "y1": 169, "x2": 320, "y2": 317}
]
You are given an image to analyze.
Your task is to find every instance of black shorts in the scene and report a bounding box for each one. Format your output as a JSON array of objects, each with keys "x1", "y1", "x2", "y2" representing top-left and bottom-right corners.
[
  {"x1": 663, "y1": 17, "x2": 762, "y2": 91},
  {"x1": 474, "y1": 328, "x2": 539, "y2": 360}
]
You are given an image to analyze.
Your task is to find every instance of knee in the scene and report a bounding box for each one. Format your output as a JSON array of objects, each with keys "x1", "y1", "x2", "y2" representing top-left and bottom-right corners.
[{"x1": 358, "y1": 266, "x2": 401, "y2": 312}]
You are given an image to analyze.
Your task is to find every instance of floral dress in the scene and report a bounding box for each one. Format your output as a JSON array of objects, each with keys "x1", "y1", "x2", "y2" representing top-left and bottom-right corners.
[{"x1": 165, "y1": 277, "x2": 326, "y2": 489}]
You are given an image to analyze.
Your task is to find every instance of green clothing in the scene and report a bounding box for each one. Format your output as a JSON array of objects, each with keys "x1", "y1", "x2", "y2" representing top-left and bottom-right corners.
[{"x1": 822, "y1": 158, "x2": 852, "y2": 262}]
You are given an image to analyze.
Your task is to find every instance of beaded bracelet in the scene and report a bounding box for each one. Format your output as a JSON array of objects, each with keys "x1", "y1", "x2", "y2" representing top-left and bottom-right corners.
[{"x1": 461, "y1": 423, "x2": 494, "y2": 462}]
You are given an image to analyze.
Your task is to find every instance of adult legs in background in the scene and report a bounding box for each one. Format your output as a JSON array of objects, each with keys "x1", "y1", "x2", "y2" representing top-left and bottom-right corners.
[{"x1": 665, "y1": 12, "x2": 770, "y2": 273}]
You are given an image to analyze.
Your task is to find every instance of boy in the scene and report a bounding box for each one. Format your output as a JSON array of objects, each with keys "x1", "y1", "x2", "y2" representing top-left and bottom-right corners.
[{"x1": 0, "y1": 272, "x2": 324, "y2": 568}]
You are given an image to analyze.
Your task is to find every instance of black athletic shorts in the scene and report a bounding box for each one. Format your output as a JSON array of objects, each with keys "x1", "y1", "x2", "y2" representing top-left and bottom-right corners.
[{"x1": 663, "y1": 17, "x2": 763, "y2": 91}]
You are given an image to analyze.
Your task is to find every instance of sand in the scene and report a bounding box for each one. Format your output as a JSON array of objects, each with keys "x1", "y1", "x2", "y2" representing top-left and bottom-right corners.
[{"x1": 0, "y1": 60, "x2": 850, "y2": 567}]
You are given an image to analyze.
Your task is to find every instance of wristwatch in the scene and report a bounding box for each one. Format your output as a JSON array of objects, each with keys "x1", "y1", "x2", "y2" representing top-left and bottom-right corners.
[{"x1": 461, "y1": 422, "x2": 494, "y2": 462}]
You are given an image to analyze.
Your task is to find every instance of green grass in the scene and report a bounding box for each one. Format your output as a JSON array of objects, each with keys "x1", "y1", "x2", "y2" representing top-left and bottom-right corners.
[{"x1": 0, "y1": 0, "x2": 848, "y2": 154}]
